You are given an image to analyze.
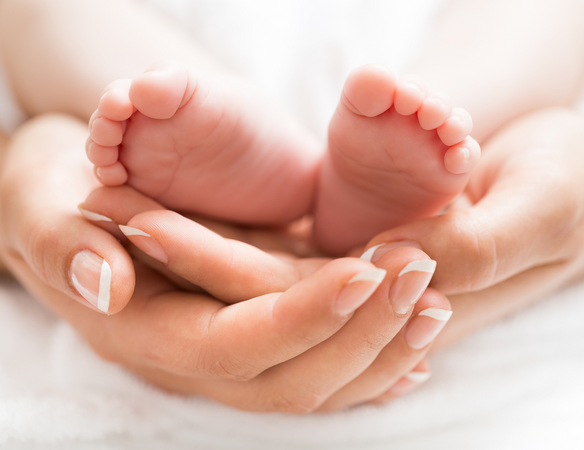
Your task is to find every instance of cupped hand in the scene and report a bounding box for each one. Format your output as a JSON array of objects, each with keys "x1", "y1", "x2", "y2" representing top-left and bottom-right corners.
[
  {"x1": 0, "y1": 114, "x2": 136, "y2": 315},
  {"x1": 360, "y1": 108, "x2": 584, "y2": 346},
  {"x1": 79, "y1": 185, "x2": 449, "y2": 411},
  {"x1": 0, "y1": 114, "x2": 448, "y2": 412}
]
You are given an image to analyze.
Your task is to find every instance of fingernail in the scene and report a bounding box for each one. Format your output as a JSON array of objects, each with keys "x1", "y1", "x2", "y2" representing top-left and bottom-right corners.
[
  {"x1": 405, "y1": 307, "x2": 452, "y2": 349},
  {"x1": 70, "y1": 250, "x2": 111, "y2": 313},
  {"x1": 405, "y1": 371, "x2": 432, "y2": 383},
  {"x1": 389, "y1": 260, "x2": 436, "y2": 314},
  {"x1": 360, "y1": 241, "x2": 421, "y2": 262},
  {"x1": 78, "y1": 205, "x2": 113, "y2": 222},
  {"x1": 119, "y1": 225, "x2": 168, "y2": 264},
  {"x1": 386, "y1": 371, "x2": 431, "y2": 396},
  {"x1": 335, "y1": 268, "x2": 387, "y2": 316}
]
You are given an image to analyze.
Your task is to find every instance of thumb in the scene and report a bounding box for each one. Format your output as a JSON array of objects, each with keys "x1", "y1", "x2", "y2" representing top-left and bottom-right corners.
[
  {"x1": 12, "y1": 212, "x2": 136, "y2": 315},
  {"x1": 361, "y1": 147, "x2": 581, "y2": 295},
  {"x1": 0, "y1": 114, "x2": 135, "y2": 314}
]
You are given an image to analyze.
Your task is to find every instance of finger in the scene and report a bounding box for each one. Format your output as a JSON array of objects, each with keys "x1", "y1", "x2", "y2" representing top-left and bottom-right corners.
[
  {"x1": 106, "y1": 257, "x2": 385, "y2": 381},
  {"x1": 369, "y1": 359, "x2": 432, "y2": 403},
  {"x1": 82, "y1": 186, "x2": 304, "y2": 302},
  {"x1": 199, "y1": 247, "x2": 436, "y2": 412},
  {"x1": 361, "y1": 109, "x2": 584, "y2": 294},
  {"x1": 83, "y1": 185, "x2": 323, "y2": 269},
  {"x1": 0, "y1": 115, "x2": 135, "y2": 314},
  {"x1": 319, "y1": 288, "x2": 450, "y2": 410},
  {"x1": 120, "y1": 209, "x2": 302, "y2": 302}
]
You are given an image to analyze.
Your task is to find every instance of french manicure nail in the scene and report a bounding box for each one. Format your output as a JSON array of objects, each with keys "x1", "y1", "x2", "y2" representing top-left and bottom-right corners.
[
  {"x1": 386, "y1": 371, "x2": 432, "y2": 396},
  {"x1": 335, "y1": 268, "x2": 387, "y2": 316},
  {"x1": 405, "y1": 371, "x2": 432, "y2": 383},
  {"x1": 119, "y1": 225, "x2": 168, "y2": 264},
  {"x1": 70, "y1": 250, "x2": 111, "y2": 313},
  {"x1": 389, "y1": 260, "x2": 436, "y2": 314},
  {"x1": 405, "y1": 307, "x2": 452, "y2": 349},
  {"x1": 78, "y1": 205, "x2": 113, "y2": 222},
  {"x1": 360, "y1": 241, "x2": 421, "y2": 262}
]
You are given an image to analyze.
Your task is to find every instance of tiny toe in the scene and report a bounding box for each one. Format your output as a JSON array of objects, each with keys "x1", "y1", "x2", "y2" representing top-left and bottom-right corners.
[
  {"x1": 86, "y1": 139, "x2": 119, "y2": 166},
  {"x1": 342, "y1": 64, "x2": 397, "y2": 117},
  {"x1": 437, "y1": 107, "x2": 473, "y2": 146},
  {"x1": 98, "y1": 79, "x2": 134, "y2": 121},
  {"x1": 129, "y1": 60, "x2": 196, "y2": 120},
  {"x1": 444, "y1": 137, "x2": 481, "y2": 174},
  {"x1": 96, "y1": 162, "x2": 128, "y2": 186},
  {"x1": 90, "y1": 114, "x2": 124, "y2": 147},
  {"x1": 417, "y1": 92, "x2": 452, "y2": 130},
  {"x1": 394, "y1": 74, "x2": 428, "y2": 116}
]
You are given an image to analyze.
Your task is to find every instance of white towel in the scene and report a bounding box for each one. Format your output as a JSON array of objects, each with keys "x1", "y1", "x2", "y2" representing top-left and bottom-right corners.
[{"x1": 1, "y1": 277, "x2": 583, "y2": 449}]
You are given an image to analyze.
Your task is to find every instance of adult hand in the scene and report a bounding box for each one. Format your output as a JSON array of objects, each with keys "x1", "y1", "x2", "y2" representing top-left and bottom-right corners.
[
  {"x1": 79, "y1": 185, "x2": 450, "y2": 411},
  {"x1": 360, "y1": 108, "x2": 584, "y2": 347},
  {"x1": 0, "y1": 114, "x2": 449, "y2": 411}
]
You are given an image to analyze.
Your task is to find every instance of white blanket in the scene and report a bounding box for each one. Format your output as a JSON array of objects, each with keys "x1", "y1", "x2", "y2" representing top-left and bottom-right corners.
[
  {"x1": 1, "y1": 1, "x2": 584, "y2": 448},
  {"x1": 1, "y1": 278, "x2": 583, "y2": 449}
]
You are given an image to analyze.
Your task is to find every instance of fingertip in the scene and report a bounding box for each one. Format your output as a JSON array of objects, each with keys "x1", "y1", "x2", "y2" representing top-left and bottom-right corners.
[{"x1": 68, "y1": 230, "x2": 135, "y2": 315}]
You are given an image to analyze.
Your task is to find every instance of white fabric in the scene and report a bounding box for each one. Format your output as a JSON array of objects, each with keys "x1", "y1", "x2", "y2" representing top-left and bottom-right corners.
[
  {"x1": 0, "y1": 55, "x2": 26, "y2": 134},
  {"x1": 1, "y1": 278, "x2": 583, "y2": 449},
  {"x1": 1, "y1": 1, "x2": 584, "y2": 448}
]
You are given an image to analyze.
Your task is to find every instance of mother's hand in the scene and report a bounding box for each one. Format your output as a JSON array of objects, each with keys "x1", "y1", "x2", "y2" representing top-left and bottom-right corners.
[
  {"x1": 0, "y1": 114, "x2": 447, "y2": 411},
  {"x1": 360, "y1": 108, "x2": 584, "y2": 348},
  {"x1": 79, "y1": 185, "x2": 449, "y2": 411}
]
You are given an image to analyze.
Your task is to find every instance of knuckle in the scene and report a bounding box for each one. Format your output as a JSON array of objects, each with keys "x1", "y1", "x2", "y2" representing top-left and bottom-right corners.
[
  {"x1": 266, "y1": 390, "x2": 324, "y2": 414},
  {"x1": 23, "y1": 220, "x2": 59, "y2": 283},
  {"x1": 187, "y1": 314, "x2": 262, "y2": 381},
  {"x1": 446, "y1": 214, "x2": 498, "y2": 292},
  {"x1": 197, "y1": 354, "x2": 259, "y2": 382},
  {"x1": 361, "y1": 328, "x2": 394, "y2": 352}
]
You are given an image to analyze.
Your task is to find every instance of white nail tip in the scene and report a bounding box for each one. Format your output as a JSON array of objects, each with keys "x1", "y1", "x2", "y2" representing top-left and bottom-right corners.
[
  {"x1": 418, "y1": 308, "x2": 453, "y2": 321},
  {"x1": 398, "y1": 260, "x2": 436, "y2": 276},
  {"x1": 78, "y1": 207, "x2": 113, "y2": 222},
  {"x1": 360, "y1": 244, "x2": 384, "y2": 262},
  {"x1": 347, "y1": 268, "x2": 387, "y2": 284},
  {"x1": 97, "y1": 260, "x2": 111, "y2": 313},
  {"x1": 119, "y1": 225, "x2": 150, "y2": 237},
  {"x1": 405, "y1": 371, "x2": 432, "y2": 383}
]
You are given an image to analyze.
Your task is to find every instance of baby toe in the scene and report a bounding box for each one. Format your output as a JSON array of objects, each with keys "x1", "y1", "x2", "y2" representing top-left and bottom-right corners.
[
  {"x1": 394, "y1": 75, "x2": 428, "y2": 116},
  {"x1": 86, "y1": 139, "x2": 119, "y2": 166},
  {"x1": 443, "y1": 137, "x2": 481, "y2": 174},
  {"x1": 417, "y1": 92, "x2": 452, "y2": 130},
  {"x1": 342, "y1": 64, "x2": 397, "y2": 117},
  {"x1": 437, "y1": 107, "x2": 473, "y2": 146},
  {"x1": 98, "y1": 79, "x2": 134, "y2": 121},
  {"x1": 90, "y1": 113, "x2": 124, "y2": 147},
  {"x1": 129, "y1": 60, "x2": 194, "y2": 120},
  {"x1": 95, "y1": 162, "x2": 128, "y2": 186}
]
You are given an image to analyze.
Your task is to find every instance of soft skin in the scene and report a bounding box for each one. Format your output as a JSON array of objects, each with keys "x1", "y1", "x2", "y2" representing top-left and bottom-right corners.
[{"x1": 0, "y1": 0, "x2": 584, "y2": 412}]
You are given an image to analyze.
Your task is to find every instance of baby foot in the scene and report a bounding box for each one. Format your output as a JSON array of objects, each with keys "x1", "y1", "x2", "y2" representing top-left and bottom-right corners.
[
  {"x1": 314, "y1": 64, "x2": 480, "y2": 255},
  {"x1": 86, "y1": 61, "x2": 321, "y2": 224}
]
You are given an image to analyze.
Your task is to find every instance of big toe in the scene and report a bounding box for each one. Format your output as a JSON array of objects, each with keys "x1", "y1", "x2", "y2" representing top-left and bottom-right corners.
[
  {"x1": 129, "y1": 60, "x2": 196, "y2": 120},
  {"x1": 342, "y1": 64, "x2": 397, "y2": 117}
]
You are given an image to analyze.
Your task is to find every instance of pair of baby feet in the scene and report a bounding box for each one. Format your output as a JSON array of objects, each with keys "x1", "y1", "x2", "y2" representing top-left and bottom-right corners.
[{"x1": 86, "y1": 61, "x2": 479, "y2": 255}]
